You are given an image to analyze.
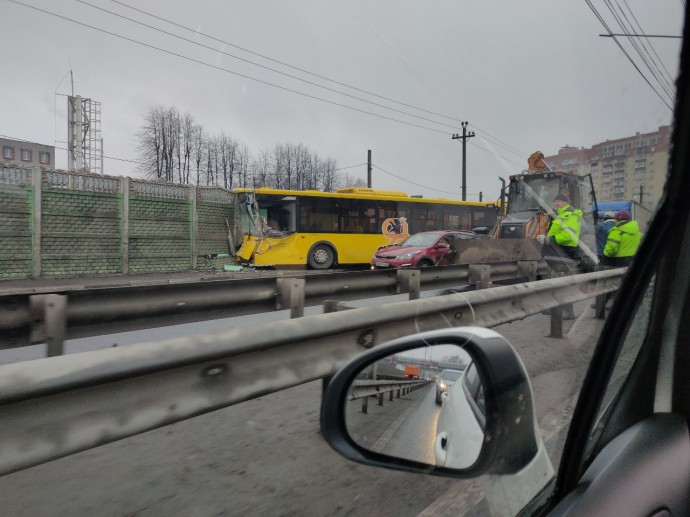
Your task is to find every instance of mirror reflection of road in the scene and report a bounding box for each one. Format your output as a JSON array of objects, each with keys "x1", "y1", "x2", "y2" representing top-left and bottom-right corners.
[{"x1": 348, "y1": 384, "x2": 441, "y2": 465}]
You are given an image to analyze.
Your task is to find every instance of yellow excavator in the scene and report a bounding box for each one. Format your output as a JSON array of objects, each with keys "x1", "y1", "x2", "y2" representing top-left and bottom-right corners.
[{"x1": 441, "y1": 151, "x2": 599, "y2": 267}]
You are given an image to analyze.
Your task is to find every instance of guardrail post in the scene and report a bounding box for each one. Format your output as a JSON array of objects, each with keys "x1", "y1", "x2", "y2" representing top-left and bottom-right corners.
[
  {"x1": 276, "y1": 278, "x2": 305, "y2": 319},
  {"x1": 517, "y1": 260, "x2": 538, "y2": 282},
  {"x1": 397, "y1": 270, "x2": 420, "y2": 300},
  {"x1": 30, "y1": 294, "x2": 67, "y2": 357},
  {"x1": 396, "y1": 388, "x2": 401, "y2": 398},
  {"x1": 595, "y1": 294, "x2": 607, "y2": 319},
  {"x1": 321, "y1": 301, "x2": 345, "y2": 396},
  {"x1": 469, "y1": 264, "x2": 491, "y2": 290},
  {"x1": 389, "y1": 391, "x2": 394, "y2": 401},
  {"x1": 361, "y1": 396, "x2": 369, "y2": 414},
  {"x1": 378, "y1": 393, "x2": 384, "y2": 406},
  {"x1": 550, "y1": 305, "x2": 564, "y2": 338}
]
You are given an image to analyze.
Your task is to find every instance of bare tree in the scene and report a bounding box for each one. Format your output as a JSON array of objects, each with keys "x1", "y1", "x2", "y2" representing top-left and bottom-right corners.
[
  {"x1": 137, "y1": 105, "x2": 165, "y2": 180},
  {"x1": 338, "y1": 172, "x2": 367, "y2": 189},
  {"x1": 236, "y1": 144, "x2": 250, "y2": 188},
  {"x1": 181, "y1": 112, "x2": 195, "y2": 184},
  {"x1": 272, "y1": 144, "x2": 286, "y2": 189},
  {"x1": 217, "y1": 132, "x2": 237, "y2": 189},
  {"x1": 205, "y1": 135, "x2": 217, "y2": 186},
  {"x1": 192, "y1": 125, "x2": 205, "y2": 185},
  {"x1": 138, "y1": 104, "x2": 342, "y2": 190},
  {"x1": 321, "y1": 158, "x2": 338, "y2": 192},
  {"x1": 251, "y1": 148, "x2": 271, "y2": 188}
]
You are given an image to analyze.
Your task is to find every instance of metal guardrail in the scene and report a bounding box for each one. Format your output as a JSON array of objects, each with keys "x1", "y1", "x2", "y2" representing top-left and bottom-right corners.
[
  {"x1": 351, "y1": 379, "x2": 432, "y2": 414},
  {"x1": 0, "y1": 268, "x2": 624, "y2": 475},
  {"x1": 0, "y1": 261, "x2": 551, "y2": 352},
  {"x1": 350, "y1": 379, "x2": 430, "y2": 400}
]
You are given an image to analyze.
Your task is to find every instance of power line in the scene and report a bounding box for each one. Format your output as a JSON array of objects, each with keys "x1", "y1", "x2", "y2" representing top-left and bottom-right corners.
[
  {"x1": 107, "y1": 0, "x2": 482, "y2": 128},
  {"x1": 590, "y1": 0, "x2": 674, "y2": 107},
  {"x1": 371, "y1": 164, "x2": 458, "y2": 195},
  {"x1": 601, "y1": 0, "x2": 672, "y2": 100},
  {"x1": 8, "y1": 0, "x2": 456, "y2": 137},
  {"x1": 76, "y1": 0, "x2": 473, "y2": 134},
  {"x1": 583, "y1": 0, "x2": 674, "y2": 110},
  {"x1": 472, "y1": 127, "x2": 527, "y2": 157},
  {"x1": 0, "y1": 132, "x2": 483, "y2": 198},
  {"x1": 8, "y1": 1, "x2": 530, "y2": 170},
  {"x1": 471, "y1": 129, "x2": 526, "y2": 159},
  {"x1": 601, "y1": 0, "x2": 675, "y2": 103},
  {"x1": 599, "y1": 33, "x2": 681, "y2": 38},
  {"x1": 0, "y1": 133, "x2": 145, "y2": 164},
  {"x1": 105, "y1": 0, "x2": 531, "y2": 160},
  {"x1": 603, "y1": 0, "x2": 676, "y2": 100},
  {"x1": 620, "y1": 0, "x2": 677, "y2": 87},
  {"x1": 468, "y1": 141, "x2": 524, "y2": 167},
  {"x1": 335, "y1": 163, "x2": 367, "y2": 171}
]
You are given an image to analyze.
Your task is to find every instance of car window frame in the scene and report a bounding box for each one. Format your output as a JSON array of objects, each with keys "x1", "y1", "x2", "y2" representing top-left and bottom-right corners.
[{"x1": 552, "y1": 5, "x2": 690, "y2": 503}]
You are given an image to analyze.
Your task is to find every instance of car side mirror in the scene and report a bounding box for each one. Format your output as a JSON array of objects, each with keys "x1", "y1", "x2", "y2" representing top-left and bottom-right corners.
[
  {"x1": 435, "y1": 242, "x2": 450, "y2": 249},
  {"x1": 321, "y1": 327, "x2": 541, "y2": 477}
]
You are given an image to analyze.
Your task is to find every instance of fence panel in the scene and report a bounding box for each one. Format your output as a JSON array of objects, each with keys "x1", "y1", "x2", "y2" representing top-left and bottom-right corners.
[
  {"x1": 128, "y1": 181, "x2": 192, "y2": 273},
  {"x1": 40, "y1": 171, "x2": 123, "y2": 277},
  {"x1": 196, "y1": 187, "x2": 237, "y2": 271},
  {"x1": 0, "y1": 167, "x2": 33, "y2": 280}
]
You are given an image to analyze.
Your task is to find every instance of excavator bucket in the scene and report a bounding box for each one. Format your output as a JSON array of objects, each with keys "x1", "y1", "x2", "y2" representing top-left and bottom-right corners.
[{"x1": 441, "y1": 238, "x2": 543, "y2": 265}]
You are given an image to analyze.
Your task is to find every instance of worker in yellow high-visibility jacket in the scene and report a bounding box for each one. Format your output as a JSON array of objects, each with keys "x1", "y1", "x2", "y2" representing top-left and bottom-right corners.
[
  {"x1": 538, "y1": 193, "x2": 583, "y2": 262},
  {"x1": 604, "y1": 210, "x2": 641, "y2": 267}
]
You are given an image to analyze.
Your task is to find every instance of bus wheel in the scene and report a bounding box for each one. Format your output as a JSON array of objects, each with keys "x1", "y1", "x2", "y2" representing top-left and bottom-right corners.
[{"x1": 308, "y1": 244, "x2": 334, "y2": 269}]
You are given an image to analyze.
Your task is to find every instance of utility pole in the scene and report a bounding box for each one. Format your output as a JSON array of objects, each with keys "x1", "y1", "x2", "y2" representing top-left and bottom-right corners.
[
  {"x1": 479, "y1": 192, "x2": 483, "y2": 202},
  {"x1": 639, "y1": 185, "x2": 644, "y2": 206},
  {"x1": 452, "y1": 122, "x2": 475, "y2": 201},
  {"x1": 367, "y1": 150, "x2": 372, "y2": 188}
]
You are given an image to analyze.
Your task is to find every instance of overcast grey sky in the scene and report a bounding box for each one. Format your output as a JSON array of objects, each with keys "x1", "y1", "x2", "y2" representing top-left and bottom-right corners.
[{"x1": 1, "y1": 0, "x2": 683, "y2": 199}]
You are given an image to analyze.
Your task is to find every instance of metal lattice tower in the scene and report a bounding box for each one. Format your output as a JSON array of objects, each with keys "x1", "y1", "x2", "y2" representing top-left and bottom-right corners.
[{"x1": 68, "y1": 95, "x2": 103, "y2": 174}]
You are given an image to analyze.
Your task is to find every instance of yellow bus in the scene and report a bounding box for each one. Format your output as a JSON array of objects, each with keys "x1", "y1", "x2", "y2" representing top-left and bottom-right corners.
[{"x1": 235, "y1": 187, "x2": 498, "y2": 269}]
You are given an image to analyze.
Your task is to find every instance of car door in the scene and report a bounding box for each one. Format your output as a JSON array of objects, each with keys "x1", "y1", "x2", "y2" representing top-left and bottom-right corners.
[{"x1": 429, "y1": 236, "x2": 451, "y2": 264}]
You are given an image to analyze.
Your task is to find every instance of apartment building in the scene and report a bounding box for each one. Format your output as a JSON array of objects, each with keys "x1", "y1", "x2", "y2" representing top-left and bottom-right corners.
[
  {"x1": 1, "y1": 137, "x2": 55, "y2": 170},
  {"x1": 544, "y1": 126, "x2": 671, "y2": 210}
]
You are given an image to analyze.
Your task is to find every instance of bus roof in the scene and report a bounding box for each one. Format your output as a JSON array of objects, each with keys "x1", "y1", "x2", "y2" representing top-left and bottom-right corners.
[{"x1": 233, "y1": 187, "x2": 493, "y2": 207}]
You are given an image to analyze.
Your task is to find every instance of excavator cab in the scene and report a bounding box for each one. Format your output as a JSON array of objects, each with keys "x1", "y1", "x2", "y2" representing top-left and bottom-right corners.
[{"x1": 492, "y1": 153, "x2": 598, "y2": 241}]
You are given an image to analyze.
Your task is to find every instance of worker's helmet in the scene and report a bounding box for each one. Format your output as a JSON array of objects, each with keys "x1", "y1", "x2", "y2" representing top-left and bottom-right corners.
[
  {"x1": 615, "y1": 210, "x2": 632, "y2": 221},
  {"x1": 604, "y1": 210, "x2": 616, "y2": 219}
]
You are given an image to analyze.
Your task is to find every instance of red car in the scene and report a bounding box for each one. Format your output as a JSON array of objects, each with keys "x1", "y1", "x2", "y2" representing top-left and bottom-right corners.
[{"x1": 371, "y1": 230, "x2": 476, "y2": 269}]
